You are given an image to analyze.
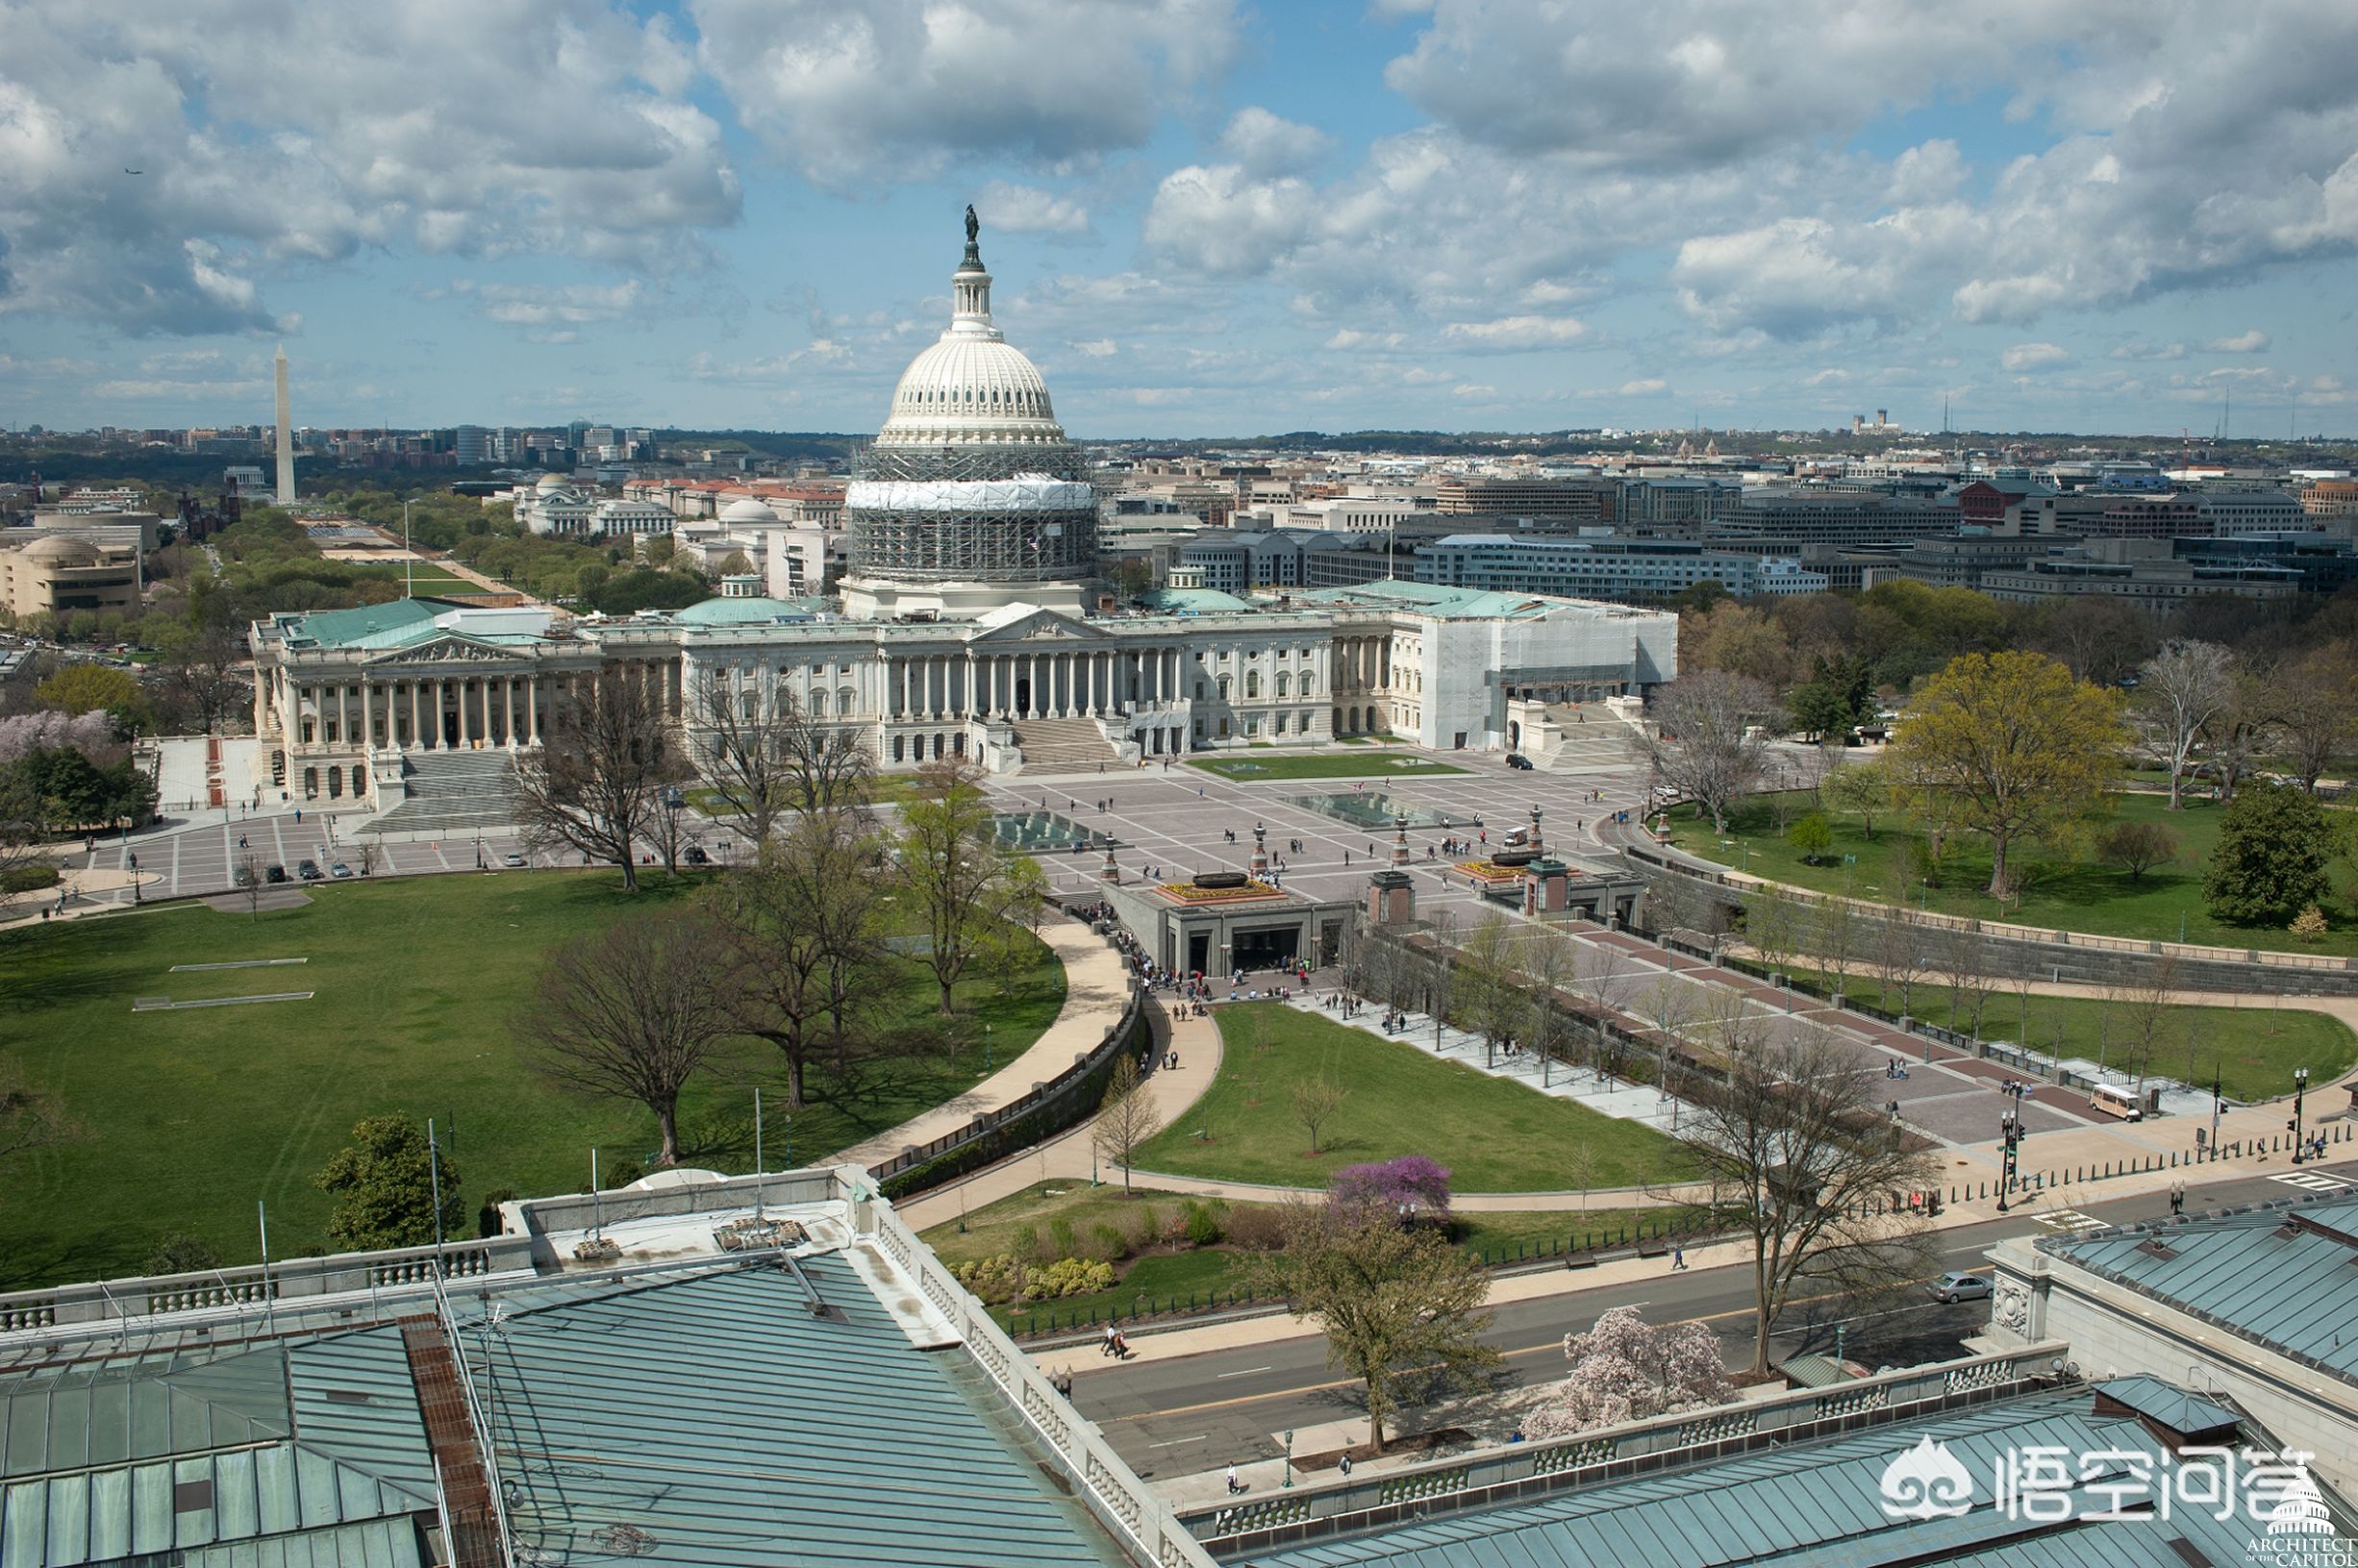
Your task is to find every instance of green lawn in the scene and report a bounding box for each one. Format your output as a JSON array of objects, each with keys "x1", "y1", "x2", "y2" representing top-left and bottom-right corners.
[
  {"x1": 1775, "y1": 964, "x2": 2356, "y2": 1104},
  {"x1": 1188, "y1": 754, "x2": 1469, "y2": 781},
  {"x1": 922, "y1": 1180, "x2": 1706, "y2": 1332},
  {"x1": 1129, "y1": 1004, "x2": 1687, "y2": 1191},
  {"x1": 1674, "y1": 790, "x2": 2358, "y2": 956},
  {"x1": 0, "y1": 872, "x2": 1065, "y2": 1285}
]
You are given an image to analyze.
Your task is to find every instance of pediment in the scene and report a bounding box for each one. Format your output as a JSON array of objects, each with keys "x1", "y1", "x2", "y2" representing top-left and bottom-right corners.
[
  {"x1": 369, "y1": 635, "x2": 523, "y2": 665},
  {"x1": 965, "y1": 607, "x2": 1110, "y2": 645}
]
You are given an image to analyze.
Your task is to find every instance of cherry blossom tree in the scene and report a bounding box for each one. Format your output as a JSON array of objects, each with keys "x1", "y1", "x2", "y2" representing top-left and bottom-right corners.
[
  {"x1": 1523, "y1": 1306, "x2": 1734, "y2": 1437},
  {"x1": 1330, "y1": 1156, "x2": 1452, "y2": 1228}
]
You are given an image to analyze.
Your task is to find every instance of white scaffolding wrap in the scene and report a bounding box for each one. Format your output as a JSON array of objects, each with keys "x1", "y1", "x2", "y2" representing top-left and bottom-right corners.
[{"x1": 845, "y1": 477, "x2": 1094, "y2": 513}]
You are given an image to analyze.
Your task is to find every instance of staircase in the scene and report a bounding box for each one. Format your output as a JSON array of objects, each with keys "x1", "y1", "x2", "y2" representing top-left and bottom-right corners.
[
  {"x1": 1532, "y1": 708, "x2": 1645, "y2": 774},
  {"x1": 1010, "y1": 716, "x2": 1120, "y2": 773},
  {"x1": 363, "y1": 749, "x2": 521, "y2": 836}
]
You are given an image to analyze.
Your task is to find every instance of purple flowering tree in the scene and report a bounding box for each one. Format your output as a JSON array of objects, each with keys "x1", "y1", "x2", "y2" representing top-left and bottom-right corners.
[
  {"x1": 1329, "y1": 1155, "x2": 1453, "y2": 1228},
  {"x1": 1523, "y1": 1306, "x2": 1734, "y2": 1437}
]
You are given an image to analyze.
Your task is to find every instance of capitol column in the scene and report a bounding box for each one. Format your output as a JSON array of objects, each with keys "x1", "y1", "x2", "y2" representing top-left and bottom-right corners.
[{"x1": 503, "y1": 681, "x2": 516, "y2": 747}]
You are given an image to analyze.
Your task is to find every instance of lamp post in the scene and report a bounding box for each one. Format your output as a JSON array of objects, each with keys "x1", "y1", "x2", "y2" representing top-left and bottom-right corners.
[
  {"x1": 2210, "y1": 1069, "x2": 2222, "y2": 1161},
  {"x1": 2291, "y1": 1066, "x2": 2310, "y2": 1163},
  {"x1": 1996, "y1": 1108, "x2": 2019, "y2": 1212},
  {"x1": 1283, "y1": 1430, "x2": 1295, "y2": 1488}
]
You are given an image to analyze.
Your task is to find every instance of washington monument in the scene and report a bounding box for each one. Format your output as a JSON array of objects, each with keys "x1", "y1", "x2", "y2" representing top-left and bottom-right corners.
[{"x1": 273, "y1": 345, "x2": 294, "y2": 506}]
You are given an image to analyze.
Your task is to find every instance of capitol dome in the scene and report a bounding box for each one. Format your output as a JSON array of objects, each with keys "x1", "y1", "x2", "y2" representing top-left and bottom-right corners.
[{"x1": 873, "y1": 241, "x2": 1065, "y2": 449}]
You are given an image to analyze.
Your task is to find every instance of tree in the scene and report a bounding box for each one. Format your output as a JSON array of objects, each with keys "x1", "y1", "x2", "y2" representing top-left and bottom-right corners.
[
  {"x1": 2037, "y1": 595, "x2": 2156, "y2": 686},
  {"x1": 1292, "y1": 1076, "x2": 1347, "y2": 1156},
  {"x1": 1642, "y1": 671, "x2": 1775, "y2": 834},
  {"x1": 2134, "y1": 640, "x2": 2235, "y2": 810},
  {"x1": 1453, "y1": 911, "x2": 1533, "y2": 1065},
  {"x1": 2203, "y1": 780, "x2": 2333, "y2": 926},
  {"x1": 896, "y1": 757, "x2": 1024, "y2": 1013},
  {"x1": 234, "y1": 850, "x2": 266, "y2": 919},
  {"x1": 1823, "y1": 759, "x2": 1892, "y2": 840},
  {"x1": 512, "y1": 666, "x2": 682, "y2": 892},
  {"x1": 2102, "y1": 958, "x2": 2182, "y2": 1102},
  {"x1": 2274, "y1": 647, "x2": 2358, "y2": 793},
  {"x1": 153, "y1": 621, "x2": 250, "y2": 735},
  {"x1": 1783, "y1": 653, "x2": 1873, "y2": 743},
  {"x1": 1523, "y1": 1307, "x2": 1735, "y2": 1436},
  {"x1": 518, "y1": 908, "x2": 740, "y2": 1165},
  {"x1": 1869, "y1": 908, "x2": 1930, "y2": 1019},
  {"x1": 1257, "y1": 1202, "x2": 1501, "y2": 1451},
  {"x1": 144, "y1": 1232, "x2": 222, "y2": 1275},
  {"x1": 2095, "y1": 820, "x2": 2177, "y2": 882},
  {"x1": 1330, "y1": 1155, "x2": 1453, "y2": 1228},
  {"x1": 1810, "y1": 888, "x2": 1863, "y2": 1000},
  {"x1": 2292, "y1": 905, "x2": 2330, "y2": 942},
  {"x1": 714, "y1": 799, "x2": 886, "y2": 1107},
  {"x1": 1671, "y1": 1020, "x2": 1942, "y2": 1377},
  {"x1": 1743, "y1": 884, "x2": 1804, "y2": 978},
  {"x1": 1091, "y1": 1057, "x2": 1165, "y2": 1196},
  {"x1": 35, "y1": 664, "x2": 149, "y2": 734},
  {"x1": 1935, "y1": 927, "x2": 1995, "y2": 1044},
  {"x1": 314, "y1": 1114, "x2": 464, "y2": 1252},
  {"x1": 1886, "y1": 651, "x2": 2126, "y2": 898},
  {"x1": 692, "y1": 674, "x2": 870, "y2": 849},
  {"x1": 1788, "y1": 812, "x2": 1835, "y2": 864},
  {"x1": 2195, "y1": 666, "x2": 2273, "y2": 803}
]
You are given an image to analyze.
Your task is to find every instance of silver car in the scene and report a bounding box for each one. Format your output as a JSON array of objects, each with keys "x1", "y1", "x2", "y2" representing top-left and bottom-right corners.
[{"x1": 1933, "y1": 1271, "x2": 1993, "y2": 1304}]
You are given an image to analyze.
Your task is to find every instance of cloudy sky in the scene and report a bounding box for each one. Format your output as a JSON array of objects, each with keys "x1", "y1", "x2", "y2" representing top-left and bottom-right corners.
[{"x1": 5, "y1": 0, "x2": 2357, "y2": 437}]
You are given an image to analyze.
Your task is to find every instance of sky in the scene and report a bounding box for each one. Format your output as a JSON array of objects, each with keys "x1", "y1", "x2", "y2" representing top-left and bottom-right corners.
[{"x1": 4, "y1": 0, "x2": 2358, "y2": 439}]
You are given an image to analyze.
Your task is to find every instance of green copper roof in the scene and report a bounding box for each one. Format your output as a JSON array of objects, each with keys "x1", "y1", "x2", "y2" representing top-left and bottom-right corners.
[
  {"x1": 279, "y1": 599, "x2": 440, "y2": 650},
  {"x1": 1295, "y1": 580, "x2": 1558, "y2": 618},
  {"x1": 670, "y1": 595, "x2": 818, "y2": 625},
  {"x1": 1145, "y1": 587, "x2": 1257, "y2": 614},
  {"x1": 474, "y1": 1259, "x2": 1132, "y2": 1568}
]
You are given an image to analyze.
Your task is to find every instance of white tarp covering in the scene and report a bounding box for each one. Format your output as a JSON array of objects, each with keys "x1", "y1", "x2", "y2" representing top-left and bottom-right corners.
[{"x1": 845, "y1": 477, "x2": 1093, "y2": 513}]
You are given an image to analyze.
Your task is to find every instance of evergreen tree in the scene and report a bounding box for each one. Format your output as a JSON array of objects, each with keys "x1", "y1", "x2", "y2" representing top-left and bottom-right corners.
[
  {"x1": 2203, "y1": 782, "x2": 2331, "y2": 926},
  {"x1": 314, "y1": 1115, "x2": 464, "y2": 1252}
]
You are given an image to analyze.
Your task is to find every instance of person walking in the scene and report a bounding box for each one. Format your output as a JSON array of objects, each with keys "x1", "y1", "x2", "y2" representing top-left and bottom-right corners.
[
  {"x1": 1671, "y1": 1244, "x2": 1687, "y2": 1271},
  {"x1": 1226, "y1": 1463, "x2": 1242, "y2": 1496}
]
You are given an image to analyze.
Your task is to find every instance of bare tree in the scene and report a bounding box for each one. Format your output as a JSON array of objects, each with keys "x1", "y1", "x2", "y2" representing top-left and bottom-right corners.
[
  {"x1": 714, "y1": 798, "x2": 886, "y2": 1107},
  {"x1": 516, "y1": 908, "x2": 741, "y2": 1165},
  {"x1": 2196, "y1": 666, "x2": 2275, "y2": 803},
  {"x1": 1869, "y1": 909, "x2": 1930, "y2": 1019},
  {"x1": 512, "y1": 667, "x2": 682, "y2": 892},
  {"x1": 1672, "y1": 1019, "x2": 1943, "y2": 1377},
  {"x1": 234, "y1": 850, "x2": 265, "y2": 920},
  {"x1": 1516, "y1": 928, "x2": 1582, "y2": 1083},
  {"x1": 1812, "y1": 890, "x2": 1863, "y2": 1000},
  {"x1": 1091, "y1": 1056, "x2": 1165, "y2": 1195},
  {"x1": 691, "y1": 674, "x2": 872, "y2": 848},
  {"x1": 2274, "y1": 647, "x2": 2358, "y2": 794},
  {"x1": 1936, "y1": 927, "x2": 1995, "y2": 1044},
  {"x1": 1453, "y1": 911, "x2": 1532, "y2": 1065},
  {"x1": 1576, "y1": 942, "x2": 1641, "y2": 1076},
  {"x1": 1292, "y1": 1076, "x2": 1347, "y2": 1155},
  {"x1": 2135, "y1": 640, "x2": 2235, "y2": 810},
  {"x1": 1743, "y1": 885, "x2": 1805, "y2": 980},
  {"x1": 1641, "y1": 670, "x2": 1776, "y2": 834},
  {"x1": 357, "y1": 840, "x2": 382, "y2": 878},
  {"x1": 1632, "y1": 973, "x2": 1699, "y2": 1083},
  {"x1": 155, "y1": 622, "x2": 251, "y2": 735},
  {"x1": 2104, "y1": 957, "x2": 2182, "y2": 1105}
]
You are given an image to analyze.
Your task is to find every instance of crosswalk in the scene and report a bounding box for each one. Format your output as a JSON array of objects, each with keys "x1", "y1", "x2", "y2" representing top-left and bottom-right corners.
[
  {"x1": 2030, "y1": 1208, "x2": 2109, "y2": 1232},
  {"x1": 2270, "y1": 1171, "x2": 2354, "y2": 1192}
]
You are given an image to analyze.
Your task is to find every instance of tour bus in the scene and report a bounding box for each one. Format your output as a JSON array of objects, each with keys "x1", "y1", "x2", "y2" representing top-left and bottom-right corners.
[{"x1": 2089, "y1": 1082, "x2": 2144, "y2": 1121}]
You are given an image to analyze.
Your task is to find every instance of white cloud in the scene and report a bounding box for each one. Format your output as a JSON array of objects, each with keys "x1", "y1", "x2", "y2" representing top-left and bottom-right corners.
[
  {"x1": 1070, "y1": 338, "x2": 1118, "y2": 357},
  {"x1": 1216, "y1": 108, "x2": 1333, "y2": 176},
  {"x1": 1451, "y1": 383, "x2": 1497, "y2": 399},
  {"x1": 2001, "y1": 342, "x2": 2073, "y2": 372},
  {"x1": 1142, "y1": 164, "x2": 1318, "y2": 275},
  {"x1": 2204, "y1": 329, "x2": 2271, "y2": 353},
  {"x1": 977, "y1": 181, "x2": 1091, "y2": 236},
  {"x1": 1802, "y1": 368, "x2": 1851, "y2": 386},
  {"x1": 692, "y1": 0, "x2": 1240, "y2": 184},
  {"x1": 1324, "y1": 329, "x2": 1406, "y2": 351},
  {"x1": 2110, "y1": 339, "x2": 2188, "y2": 361},
  {"x1": 0, "y1": 0, "x2": 739, "y2": 336},
  {"x1": 1440, "y1": 314, "x2": 1587, "y2": 349},
  {"x1": 1618, "y1": 378, "x2": 1668, "y2": 396},
  {"x1": 446, "y1": 280, "x2": 648, "y2": 329}
]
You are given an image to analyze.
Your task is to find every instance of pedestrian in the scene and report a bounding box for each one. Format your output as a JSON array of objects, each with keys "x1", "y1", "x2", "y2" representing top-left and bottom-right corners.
[
  {"x1": 1671, "y1": 1244, "x2": 1687, "y2": 1271},
  {"x1": 1102, "y1": 1324, "x2": 1118, "y2": 1357},
  {"x1": 1226, "y1": 1464, "x2": 1242, "y2": 1496}
]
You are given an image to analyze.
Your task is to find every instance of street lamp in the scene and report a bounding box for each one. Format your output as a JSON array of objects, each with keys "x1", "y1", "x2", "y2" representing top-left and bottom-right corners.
[
  {"x1": 1996, "y1": 1109, "x2": 2019, "y2": 1212},
  {"x1": 2291, "y1": 1066, "x2": 2310, "y2": 1163}
]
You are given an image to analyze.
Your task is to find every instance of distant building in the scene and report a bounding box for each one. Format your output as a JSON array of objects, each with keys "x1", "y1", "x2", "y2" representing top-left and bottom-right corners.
[
  {"x1": 1435, "y1": 475, "x2": 1617, "y2": 523},
  {"x1": 1415, "y1": 533, "x2": 1786, "y2": 602},
  {"x1": 0, "y1": 531, "x2": 142, "y2": 618}
]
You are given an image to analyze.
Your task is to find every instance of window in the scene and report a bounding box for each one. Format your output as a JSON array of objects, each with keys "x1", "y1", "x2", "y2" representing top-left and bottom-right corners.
[
  {"x1": 811, "y1": 690, "x2": 828, "y2": 716},
  {"x1": 1300, "y1": 673, "x2": 1315, "y2": 697},
  {"x1": 1275, "y1": 673, "x2": 1290, "y2": 697},
  {"x1": 1245, "y1": 671, "x2": 1261, "y2": 699},
  {"x1": 1217, "y1": 676, "x2": 1231, "y2": 701},
  {"x1": 1273, "y1": 713, "x2": 1287, "y2": 734}
]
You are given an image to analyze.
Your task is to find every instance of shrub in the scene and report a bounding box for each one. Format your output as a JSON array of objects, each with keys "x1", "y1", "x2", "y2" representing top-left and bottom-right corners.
[
  {"x1": 1222, "y1": 1206, "x2": 1289, "y2": 1251},
  {"x1": 1183, "y1": 1201, "x2": 1224, "y2": 1247},
  {"x1": 1025, "y1": 1257, "x2": 1116, "y2": 1299},
  {"x1": 476, "y1": 1188, "x2": 518, "y2": 1238},
  {"x1": 0, "y1": 863, "x2": 60, "y2": 895},
  {"x1": 1083, "y1": 1222, "x2": 1129, "y2": 1263},
  {"x1": 1048, "y1": 1217, "x2": 1076, "y2": 1258},
  {"x1": 953, "y1": 1254, "x2": 1029, "y2": 1305},
  {"x1": 1787, "y1": 813, "x2": 1835, "y2": 864},
  {"x1": 602, "y1": 1158, "x2": 645, "y2": 1190},
  {"x1": 2292, "y1": 904, "x2": 2330, "y2": 942},
  {"x1": 1011, "y1": 1223, "x2": 1042, "y2": 1262},
  {"x1": 144, "y1": 1232, "x2": 220, "y2": 1275},
  {"x1": 1125, "y1": 1203, "x2": 1162, "y2": 1253},
  {"x1": 2095, "y1": 820, "x2": 2177, "y2": 882},
  {"x1": 1903, "y1": 837, "x2": 1940, "y2": 887}
]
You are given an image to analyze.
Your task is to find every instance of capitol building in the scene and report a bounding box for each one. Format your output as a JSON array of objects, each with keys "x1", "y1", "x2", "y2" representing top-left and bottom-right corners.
[{"x1": 247, "y1": 218, "x2": 1675, "y2": 813}]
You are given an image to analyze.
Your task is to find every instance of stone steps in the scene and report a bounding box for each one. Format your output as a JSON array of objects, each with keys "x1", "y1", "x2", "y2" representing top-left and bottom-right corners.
[
  {"x1": 363, "y1": 750, "x2": 521, "y2": 836},
  {"x1": 1010, "y1": 717, "x2": 1119, "y2": 771}
]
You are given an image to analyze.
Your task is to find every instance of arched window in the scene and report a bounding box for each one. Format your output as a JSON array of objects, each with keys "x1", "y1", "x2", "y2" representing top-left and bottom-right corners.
[
  {"x1": 1245, "y1": 671, "x2": 1261, "y2": 699},
  {"x1": 1216, "y1": 675, "x2": 1231, "y2": 702},
  {"x1": 892, "y1": 734, "x2": 905, "y2": 762},
  {"x1": 811, "y1": 690, "x2": 828, "y2": 716},
  {"x1": 351, "y1": 765, "x2": 366, "y2": 796},
  {"x1": 1275, "y1": 673, "x2": 1291, "y2": 697},
  {"x1": 740, "y1": 690, "x2": 757, "y2": 720},
  {"x1": 1300, "y1": 673, "x2": 1315, "y2": 697}
]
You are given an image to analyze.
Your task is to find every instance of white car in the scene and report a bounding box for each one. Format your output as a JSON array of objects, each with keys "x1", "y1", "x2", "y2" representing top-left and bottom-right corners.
[
  {"x1": 1933, "y1": 1271, "x2": 1993, "y2": 1304},
  {"x1": 501, "y1": 852, "x2": 527, "y2": 868}
]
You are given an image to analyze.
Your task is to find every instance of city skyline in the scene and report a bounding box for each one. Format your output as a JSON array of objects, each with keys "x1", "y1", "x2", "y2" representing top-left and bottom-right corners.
[{"x1": 4, "y1": 2, "x2": 2357, "y2": 437}]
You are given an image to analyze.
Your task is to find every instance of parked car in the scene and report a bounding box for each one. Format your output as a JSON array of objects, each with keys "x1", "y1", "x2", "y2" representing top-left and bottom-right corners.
[
  {"x1": 501, "y1": 852, "x2": 526, "y2": 868},
  {"x1": 684, "y1": 845, "x2": 711, "y2": 865},
  {"x1": 329, "y1": 862, "x2": 352, "y2": 879},
  {"x1": 264, "y1": 864, "x2": 288, "y2": 884},
  {"x1": 662, "y1": 786, "x2": 686, "y2": 809},
  {"x1": 297, "y1": 859, "x2": 322, "y2": 882},
  {"x1": 1932, "y1": 1271, "x2": 1992, "y2": 1304},
  {"x1": 233, "y1": 865, "x2": 256, "y2": 887},
  {"x1": 1505, "y1": 753, "x2": 1534, "y2": 769}
]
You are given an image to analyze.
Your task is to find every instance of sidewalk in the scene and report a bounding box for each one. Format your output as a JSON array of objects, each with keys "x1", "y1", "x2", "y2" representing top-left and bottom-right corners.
[{"x1": 836, "y1": 914, "x2": 1136, "y2": 1168}]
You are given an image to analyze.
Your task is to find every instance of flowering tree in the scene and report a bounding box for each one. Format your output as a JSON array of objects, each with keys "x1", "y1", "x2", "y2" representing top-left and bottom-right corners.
[
  {"x1": 1329, "y1": 1155, "x2": 1452, "y2": 1228},
  {"x1": 1523, "y1": 1306, "x2": 1734, "y2": 1437},
  {"x1": 0, "y1": 711, "x2": 113, "y2": 765}
]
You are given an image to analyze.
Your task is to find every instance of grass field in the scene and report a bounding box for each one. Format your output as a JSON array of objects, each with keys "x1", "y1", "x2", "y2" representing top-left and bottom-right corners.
[
  {"x1": 1128, "y1": 1004, "x2": 1686, "y2": 1191},
  {"x1": 1188, "y1": 754, "x2": 1469, "y2": 781},
  {"x1": 921, "y1": 1180, "x2": 1706, "y2": 1330},
  {"x1": 1773, "y1": 964, "x2": 2356, "y2": 1103},
  {"x1": 1672, "y1": 789, "x2": 2358, "y2": 956},
  {"x1": 0, "y1": 872, "x2": 1064, "y2": 1285}
]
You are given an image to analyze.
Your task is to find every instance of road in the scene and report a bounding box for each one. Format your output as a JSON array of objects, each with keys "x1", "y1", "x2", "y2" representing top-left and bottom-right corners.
[{"x1": 1065, "y1": 1157, "x2": 2358, "y2": 1478}]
